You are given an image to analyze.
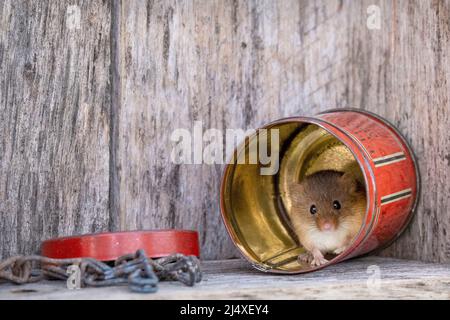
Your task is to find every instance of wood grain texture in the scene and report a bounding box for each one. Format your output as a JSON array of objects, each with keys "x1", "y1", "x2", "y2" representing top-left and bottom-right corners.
[
  {"x1": 0, "y1": 0, "x2": 112, "y2": 258},
  {"x1": 115, "y1": 0, "x2": 351, "y2": 260},
  {"x1": 366, "y1": 0, "x2": 450, "y2": 264},
  {"x1": 290, "y1": 0, "x2": 450, "y2": 263},
  {"x1": 1, "y1": 0, "x2": 449, "y2": 263},
  {"x1": 1, "y1": 257, "x2": 449, "y2": 299},
  {"x1": 117, "y1": 0, "x2": 450, "y2": 262}
]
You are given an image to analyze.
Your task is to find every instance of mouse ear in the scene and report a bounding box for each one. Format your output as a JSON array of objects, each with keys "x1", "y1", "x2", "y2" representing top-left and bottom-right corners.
[{"x1": 339, "y1": 172, "x2": 358, "y2": 195}]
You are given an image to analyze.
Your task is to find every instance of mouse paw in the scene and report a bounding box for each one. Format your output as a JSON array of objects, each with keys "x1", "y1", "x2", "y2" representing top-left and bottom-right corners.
[
  {"x1": 298, "y1": 250, "x2": 329, "y2": 267},
  {"x1": 311, "y1": 255, "x2": 329, "y2": 267},
  {"x1": 310, "y1": 249, "x2": 328, "y2": 267},
  {"x1": 297, "y1": 252, "x2": 314, "y2": 264}
]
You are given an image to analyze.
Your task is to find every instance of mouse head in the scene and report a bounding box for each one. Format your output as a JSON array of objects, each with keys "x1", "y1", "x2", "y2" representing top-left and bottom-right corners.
[{"x1": 289, "y1": 170, "x2": 364, "y2": 232}]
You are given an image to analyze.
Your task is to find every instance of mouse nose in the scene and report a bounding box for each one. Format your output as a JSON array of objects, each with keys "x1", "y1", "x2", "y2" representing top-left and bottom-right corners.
[{"x1": 321, "y1": 222, "x2": 335, "y2": 231}]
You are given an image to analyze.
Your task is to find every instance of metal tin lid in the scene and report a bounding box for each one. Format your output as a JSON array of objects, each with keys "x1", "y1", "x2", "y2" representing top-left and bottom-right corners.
[{"x1": 41, "y1": 230, "x2": 200, "y2": 261}]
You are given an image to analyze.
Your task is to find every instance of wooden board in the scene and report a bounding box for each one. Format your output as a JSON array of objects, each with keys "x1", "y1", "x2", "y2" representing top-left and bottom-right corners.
[
  {"x1": 0, "y1": 257, "x2": 449, "y2": 299},
  {"x1": 116, "y1": 0, "x2": 450, "y2": 262},
  {"x1": 0, "y1": 1, "x2": 113, "y2": 258},
  {"x1": 115, "y1": 0, "x2": 252, "y2": 259},
  {"x1": 287, "y1": 0, "x2": 450, "y2": 263},
  {"x1": 362, "y1": 0, "x2": 450, "y2": 264},
  {"x1": 1, "y1": 0, "x2": 449, "y2": 263},
  {"x1": 115, "y1": 0, "x2": 351, "y2": 260}
]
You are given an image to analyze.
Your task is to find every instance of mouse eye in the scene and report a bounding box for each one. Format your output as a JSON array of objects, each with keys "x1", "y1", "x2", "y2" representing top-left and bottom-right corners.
[
  {"x1": 310, "y1": 205, "x2": 317, "y2": 215},
  {"x1": 333, "y1": 200, "x2": 341, "y2": 210}
]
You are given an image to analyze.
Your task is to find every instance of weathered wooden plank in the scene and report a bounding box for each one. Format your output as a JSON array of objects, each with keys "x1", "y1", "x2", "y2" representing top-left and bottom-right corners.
[
  {"x1": 116, "y1": 0, "x2": 346, "y2": 260},
  {"x1": 0, "y1": 0, "x2": 112, "y2": 258},
  {"x1": 367, "y1": 0, "x2": 450, "y2": 263},
  {"x1": 292, "y1": 0, "x2": 450, "y2": 262},
  {"x1": 117, "y1": 0, "x2": 266, "y2": 260},
  {"x1": 117, "y1": 0, "x2": 450, "y2": 262},
  {"x1": 0, "y1": 257, "x2": 449, "y2": 299},
  {"x1": 2, "y1": 0, "x2": 446, "y2": 263}
]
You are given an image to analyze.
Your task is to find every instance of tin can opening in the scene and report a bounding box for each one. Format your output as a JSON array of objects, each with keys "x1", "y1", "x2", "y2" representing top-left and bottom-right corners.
[{"x1": 221, "y1": 120, "x2": 367, "y2": 273}]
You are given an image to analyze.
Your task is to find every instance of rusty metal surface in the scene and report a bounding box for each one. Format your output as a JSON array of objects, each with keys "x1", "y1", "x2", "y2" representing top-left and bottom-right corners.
[{"x1": 0, "y1": 250, "x2": 202, "y2": 293}]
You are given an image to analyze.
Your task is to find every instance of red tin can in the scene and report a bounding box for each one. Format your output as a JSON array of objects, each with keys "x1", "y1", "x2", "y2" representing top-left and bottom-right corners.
[{"x1": 220, "y1": 109, "x2": 420, "y2": 273}]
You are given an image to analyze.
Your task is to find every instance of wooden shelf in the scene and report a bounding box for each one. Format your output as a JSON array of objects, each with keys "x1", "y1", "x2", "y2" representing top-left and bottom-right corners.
[{"x1": 1, "y1": 257, "x2": 449, "y2": 299}]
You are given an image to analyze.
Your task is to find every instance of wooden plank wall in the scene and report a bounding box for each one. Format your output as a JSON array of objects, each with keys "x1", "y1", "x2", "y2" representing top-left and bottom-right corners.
[
  {"x1": 1, "y1": 0, "x2": 449, "y2": 262},
  {"x1": 0, "y1": 1, "x2": 113, "y2": 258}
]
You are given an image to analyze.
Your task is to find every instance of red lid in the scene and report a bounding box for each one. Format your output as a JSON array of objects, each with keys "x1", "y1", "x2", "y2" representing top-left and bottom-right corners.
[{"x1": 41, "y1": 230, "x2": 200, "y2": 261}]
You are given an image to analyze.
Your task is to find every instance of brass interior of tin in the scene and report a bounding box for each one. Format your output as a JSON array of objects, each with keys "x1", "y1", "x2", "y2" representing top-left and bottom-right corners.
[{"x1": 222, "y1": 121, "x2": 365, "y2": 272}]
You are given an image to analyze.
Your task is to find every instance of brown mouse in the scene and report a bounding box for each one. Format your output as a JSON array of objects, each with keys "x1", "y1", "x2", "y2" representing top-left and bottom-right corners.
[{"x1": 288, "y1": 170, "x2": 366, "y2": 267}]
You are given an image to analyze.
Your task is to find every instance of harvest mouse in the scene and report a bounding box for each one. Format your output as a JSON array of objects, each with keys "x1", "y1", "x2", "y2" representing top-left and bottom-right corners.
[{"x1": 288, "y1": 170, "x2": 366, "y2": 267}]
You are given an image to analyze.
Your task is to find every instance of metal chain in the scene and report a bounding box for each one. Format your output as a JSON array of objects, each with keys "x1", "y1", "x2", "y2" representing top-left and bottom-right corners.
[{"x1": 0, "y1": 249, "x2": 202, "y2": 293}]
